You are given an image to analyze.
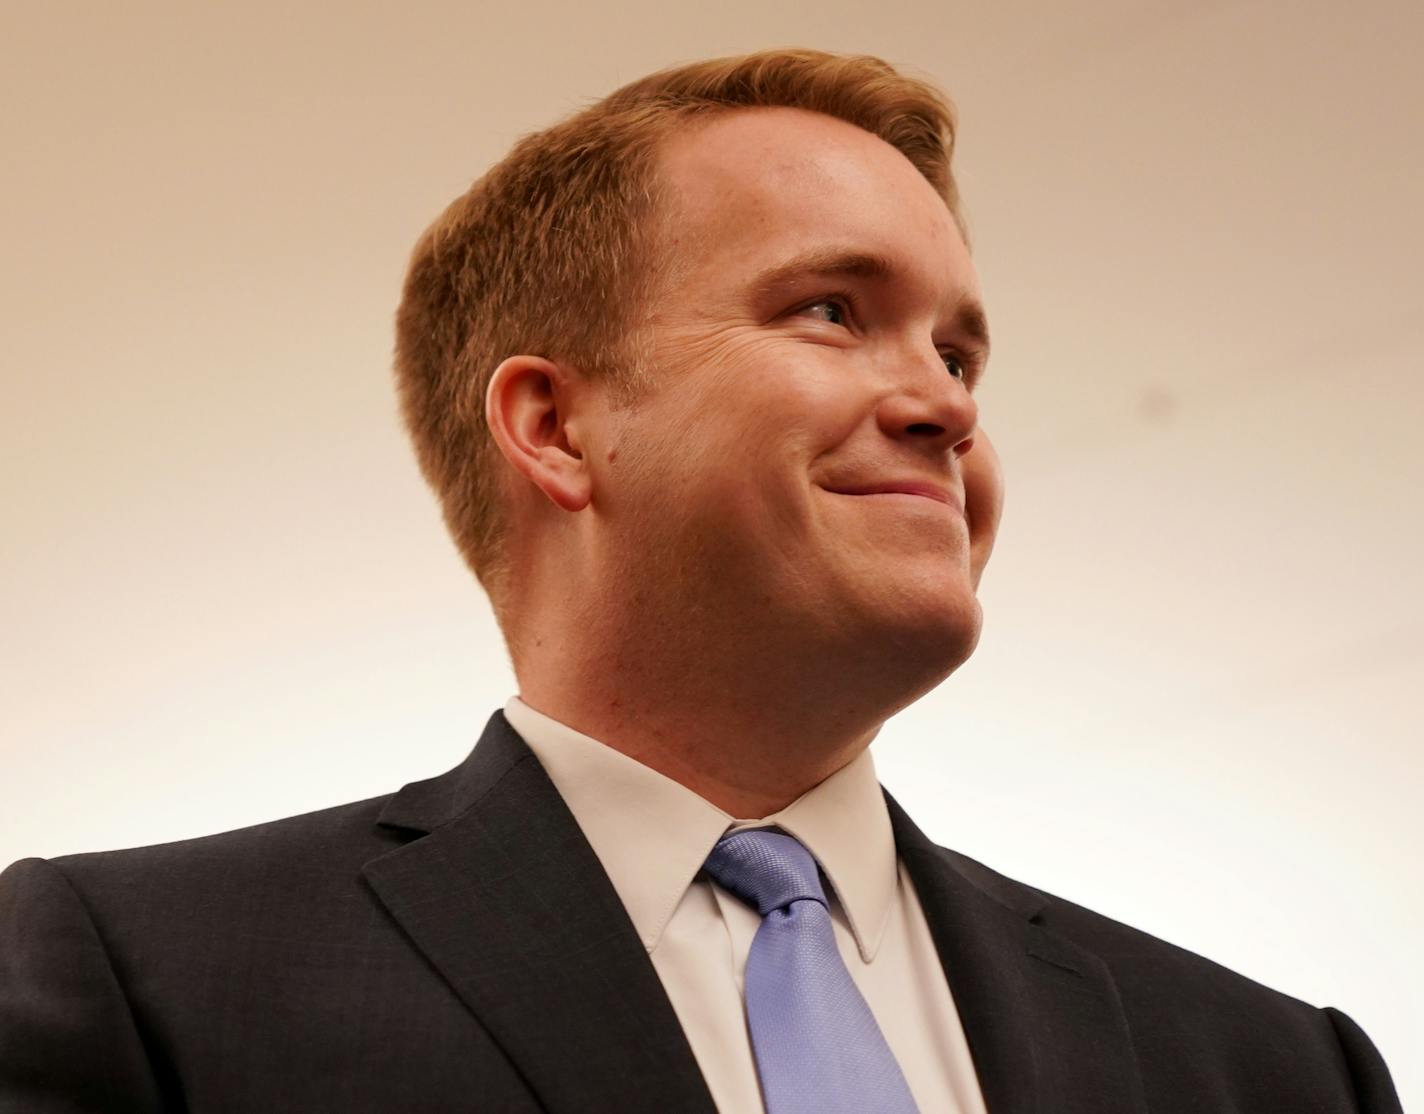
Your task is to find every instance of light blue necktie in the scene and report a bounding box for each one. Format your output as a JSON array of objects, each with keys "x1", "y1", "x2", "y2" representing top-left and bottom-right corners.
[{"x1": 702, "y1": 828, "x2": 920, "y2": 1114}]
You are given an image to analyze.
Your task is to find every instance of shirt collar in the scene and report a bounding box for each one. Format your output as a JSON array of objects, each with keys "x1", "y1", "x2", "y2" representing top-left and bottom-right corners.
[{"x1": 502, "y1": 694, "x2": 897, "y2": 963}]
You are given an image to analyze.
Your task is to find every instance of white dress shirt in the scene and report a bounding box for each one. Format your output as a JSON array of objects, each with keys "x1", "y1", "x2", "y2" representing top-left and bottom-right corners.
[{"x1": 503, "y1": 695, "x2": 988, "y2": 1114}]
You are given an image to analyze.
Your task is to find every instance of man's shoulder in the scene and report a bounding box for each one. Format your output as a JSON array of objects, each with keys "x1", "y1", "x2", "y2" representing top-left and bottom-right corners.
[
  {"x1": 8, "y1": 791, "x2": 405, "y2": 931},
  {"x1": 5, "y1": 715, "x2": 525, "y2": 959},
  {"x1": 917, "y1": 842, "x2": 1400, "y2": 1109},
  {"x1": 67, "y1": 790, "x2": 394, "y2": 864},
  {"x1": 930, "y1": 842, "x2": 1326, "y2": 1020}
]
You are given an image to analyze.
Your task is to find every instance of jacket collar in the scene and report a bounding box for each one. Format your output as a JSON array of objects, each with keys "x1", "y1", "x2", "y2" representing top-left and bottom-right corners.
[{"x1": 364, "y1": 709, "x2": 1145, "y2": 1114}]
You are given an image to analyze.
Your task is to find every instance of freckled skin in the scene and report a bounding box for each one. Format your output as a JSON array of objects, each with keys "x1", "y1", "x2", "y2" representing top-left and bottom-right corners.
[{"x1": 497, "y1": 107, "x2": 1004, "y2": 817}]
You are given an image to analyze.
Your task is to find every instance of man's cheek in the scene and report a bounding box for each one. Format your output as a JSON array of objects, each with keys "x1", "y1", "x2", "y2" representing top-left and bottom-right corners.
[
  {"x1": 962, "y1": 433, "x2": 1004, "y2": 585},
  {"x1": 964, "y1": 434, "x2": 1003, "y2": 518}
]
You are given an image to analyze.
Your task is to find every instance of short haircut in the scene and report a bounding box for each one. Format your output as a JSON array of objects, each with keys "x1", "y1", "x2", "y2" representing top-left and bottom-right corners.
[{"x1": 392, "y1": 48, "x2": 965, "y2": 627}]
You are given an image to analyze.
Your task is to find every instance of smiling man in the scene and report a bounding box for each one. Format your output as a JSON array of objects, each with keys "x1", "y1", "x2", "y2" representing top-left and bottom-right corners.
[{"x1": 0, "y1": 49, "x2": 1401, "y2": 1113}]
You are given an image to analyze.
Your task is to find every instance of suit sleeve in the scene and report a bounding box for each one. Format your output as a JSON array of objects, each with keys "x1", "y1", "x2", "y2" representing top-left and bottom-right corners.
[
  {"x1": 1322, "y1": 1006, "x2": 1404, "y2": 1114},
  {"x1": 0, "y1": 857, "x2": 164, "y2": 1114}
]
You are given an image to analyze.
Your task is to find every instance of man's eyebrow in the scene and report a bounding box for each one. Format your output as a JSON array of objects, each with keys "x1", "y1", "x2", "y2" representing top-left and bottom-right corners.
[
  {"x1": 746, "y1": 247, "x2": 992, "y2": 356},
  {"x1": 747, "y1": 248, "x2": 896, "y2": 302},
  {"x1": 954, "y1": 299, "x2": 992, "y2": 358}
]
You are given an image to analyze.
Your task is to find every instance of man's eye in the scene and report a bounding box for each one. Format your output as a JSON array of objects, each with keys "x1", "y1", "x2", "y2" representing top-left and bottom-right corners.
[
  {"x1": 797, "y1": 299, "x2": 971, "y2": 384},
  {"x1": 799, "y1": 299, "x2": 849, "y2": 326}
]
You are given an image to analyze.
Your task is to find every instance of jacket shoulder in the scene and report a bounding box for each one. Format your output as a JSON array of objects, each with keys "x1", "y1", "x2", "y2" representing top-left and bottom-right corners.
[
  {"x1": 935, "y1": 843, "x2": 1400, "y2": 1109},
  {"x1": 20, "y1": 793, "x2": 407, "y2": 959},
  {"x1": 51, "y1": 792, "x2": 397, "y2": 883},
  {"x1": 935, "y1": 843, "x2": 1347, "y2": 1028}
]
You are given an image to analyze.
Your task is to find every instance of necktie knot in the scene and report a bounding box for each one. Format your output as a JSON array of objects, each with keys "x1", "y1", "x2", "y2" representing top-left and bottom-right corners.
[{"x1": 702, "y1": 828, "x2": 828, "y2": 916}]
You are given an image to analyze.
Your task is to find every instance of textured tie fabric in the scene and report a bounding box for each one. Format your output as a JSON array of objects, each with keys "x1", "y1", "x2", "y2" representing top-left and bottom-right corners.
[{"x1": 702, "y1": 828, "x2": 921, "y2": 1114}]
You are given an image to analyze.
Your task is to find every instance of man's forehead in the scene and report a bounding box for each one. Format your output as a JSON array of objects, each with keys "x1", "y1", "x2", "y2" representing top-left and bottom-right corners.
[
  {"x1": 651, "y1": 108, "x2": 975, "y2": 311},
  {"x1": 655, "y1": 107, "x2": 944, "y2": 228}
]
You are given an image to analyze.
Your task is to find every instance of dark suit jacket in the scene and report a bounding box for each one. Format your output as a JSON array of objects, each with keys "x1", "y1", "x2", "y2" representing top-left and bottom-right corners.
[{"x1": 0, "y1": 710, "x2": 1403, "y2": 1112}]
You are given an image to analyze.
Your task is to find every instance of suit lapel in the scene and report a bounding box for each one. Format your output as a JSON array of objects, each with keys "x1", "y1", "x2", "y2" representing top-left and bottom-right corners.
[
  {"x1": 361, "y1": 710, "x2": 1146, "y2": 1113},
  {"x1": 362, "y1": 712, "x2": 717, "y2": 1114},
  {"x1": 886, "y1": 793, "x2": 1148, "y2": 1114}
]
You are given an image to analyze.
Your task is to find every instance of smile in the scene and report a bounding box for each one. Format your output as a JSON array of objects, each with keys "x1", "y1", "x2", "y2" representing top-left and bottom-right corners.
[{"x1": 822, "y1": 481, "x2": 964, "y2": 516}]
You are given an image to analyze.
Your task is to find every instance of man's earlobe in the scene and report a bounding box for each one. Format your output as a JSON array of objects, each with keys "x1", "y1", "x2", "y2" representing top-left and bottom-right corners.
[{"x1": 485, "y1": 355, "x2": 593, "y2": 513}]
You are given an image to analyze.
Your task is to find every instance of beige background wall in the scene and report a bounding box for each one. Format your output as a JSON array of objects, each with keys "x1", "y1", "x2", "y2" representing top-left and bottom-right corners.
[{"x1": 3, "y1": 0, "x2": 1419, "y2": 1101}]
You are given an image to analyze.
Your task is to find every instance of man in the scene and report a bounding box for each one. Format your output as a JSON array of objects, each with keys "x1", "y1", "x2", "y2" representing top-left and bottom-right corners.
[{"x1": 0, "y1": 49, "x2": 1402, "y2": 1113}]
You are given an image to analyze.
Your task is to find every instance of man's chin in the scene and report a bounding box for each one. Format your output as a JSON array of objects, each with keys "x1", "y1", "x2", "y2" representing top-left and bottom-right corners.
[
  {"x1": 845, "y1": 587, "x2": 983, "y2": 679},
  {"x1": 912, "y1": 598, "x2": 983, "y2": 670}
]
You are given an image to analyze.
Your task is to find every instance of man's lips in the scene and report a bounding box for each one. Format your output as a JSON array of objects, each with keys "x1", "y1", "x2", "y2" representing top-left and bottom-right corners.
[{"x1": 823, "y1": 480, "x2": 965, "y2": 516}]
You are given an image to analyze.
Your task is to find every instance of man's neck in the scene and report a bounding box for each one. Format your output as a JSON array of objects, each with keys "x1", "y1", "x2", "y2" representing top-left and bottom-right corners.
[
  {"x1": 505, "y1": 563, "x2": 958, "y2": 817},
  {"x1": 514, "y1": 667, "x2": 889, "y2": 819}
]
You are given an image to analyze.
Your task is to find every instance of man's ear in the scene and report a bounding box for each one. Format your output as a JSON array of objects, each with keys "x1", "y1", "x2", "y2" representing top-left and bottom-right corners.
[{"x1": 485, "y1": 355, "x2": 593, "y2": 513}]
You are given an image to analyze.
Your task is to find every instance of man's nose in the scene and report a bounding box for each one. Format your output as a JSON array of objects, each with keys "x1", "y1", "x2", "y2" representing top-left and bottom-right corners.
[{"x1": 875, "y1": 348, "x2": 979, "y2": 460}]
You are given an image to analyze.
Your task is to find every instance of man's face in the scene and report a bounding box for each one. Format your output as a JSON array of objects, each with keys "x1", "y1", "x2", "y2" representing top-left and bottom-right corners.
[{"x1": 594, "y1": 106, "x2": 1004, "y2": 676}]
